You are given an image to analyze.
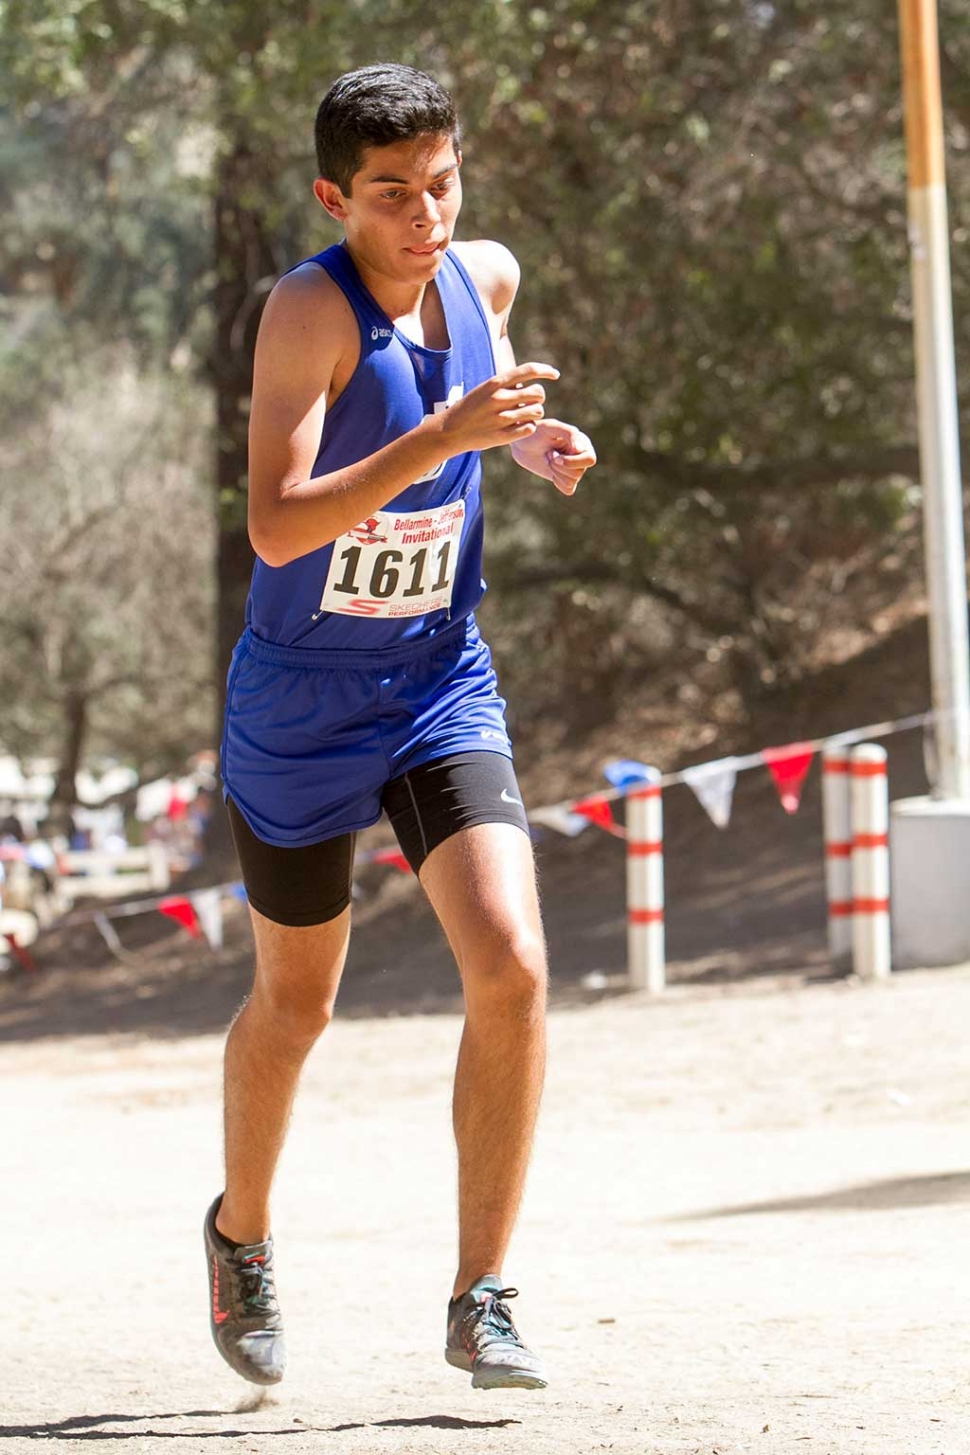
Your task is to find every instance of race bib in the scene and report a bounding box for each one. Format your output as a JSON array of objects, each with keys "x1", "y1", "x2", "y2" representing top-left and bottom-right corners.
[{"x1": 315, "y1": 500, "x2": 466, "y2": 619}]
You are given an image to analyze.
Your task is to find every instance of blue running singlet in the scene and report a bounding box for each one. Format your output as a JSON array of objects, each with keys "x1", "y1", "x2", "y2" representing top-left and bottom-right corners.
[
  {"x1": 245, "y1": 241, "x2": 497, "y2": 651},
  {"x1": 221, "y1": 241, "x2": 517, "y2": 848}
]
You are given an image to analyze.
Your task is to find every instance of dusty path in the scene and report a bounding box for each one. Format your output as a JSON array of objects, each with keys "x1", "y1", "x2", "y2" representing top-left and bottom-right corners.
[{"x1": 5, "y1": 961, "x2": 968, "y2": 1454}]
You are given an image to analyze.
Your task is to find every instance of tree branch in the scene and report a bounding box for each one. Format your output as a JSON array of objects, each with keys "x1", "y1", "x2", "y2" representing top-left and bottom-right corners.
[{"x1": 633, "y1": 443, "x2": 945, "y2": 495}]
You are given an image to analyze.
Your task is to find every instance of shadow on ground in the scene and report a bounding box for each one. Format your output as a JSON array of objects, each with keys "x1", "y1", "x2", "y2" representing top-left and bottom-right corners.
[
  {"x1": 670, "y1": 1169, "x2": 970, "y2": 1220},
  {"x1": 1, "y1": 1411, "x2": 520, "y2": 1441}
]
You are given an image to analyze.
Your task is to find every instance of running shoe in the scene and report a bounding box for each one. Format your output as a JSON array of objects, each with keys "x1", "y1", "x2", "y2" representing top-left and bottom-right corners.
[
  {"x1": 203, "y1": 1194, "x2": 286, "y2": 1384},
  {"x1": 445, "y1": 1275, "x2": 548, "y2": 1389}
]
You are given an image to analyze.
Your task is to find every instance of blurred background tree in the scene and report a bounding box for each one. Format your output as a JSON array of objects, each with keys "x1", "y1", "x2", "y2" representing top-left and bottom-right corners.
[{"x1": 1, "y1": 0, "x2": 967, "y2": 807}]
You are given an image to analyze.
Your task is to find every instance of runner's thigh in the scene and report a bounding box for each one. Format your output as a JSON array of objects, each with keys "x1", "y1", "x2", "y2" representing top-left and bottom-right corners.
[{"x1": 417, "y1": 820, "x2": 546, "y2": 985}]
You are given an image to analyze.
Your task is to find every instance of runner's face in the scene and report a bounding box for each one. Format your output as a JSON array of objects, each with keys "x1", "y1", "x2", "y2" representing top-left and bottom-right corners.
[{"x1": 317, "y1": 133, "x2": 462, "y2": 282}]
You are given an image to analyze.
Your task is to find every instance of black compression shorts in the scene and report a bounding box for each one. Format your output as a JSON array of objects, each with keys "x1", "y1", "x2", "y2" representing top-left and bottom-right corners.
[{"x1": 226, "y1": 750, "x2": 530, "y2": 928}]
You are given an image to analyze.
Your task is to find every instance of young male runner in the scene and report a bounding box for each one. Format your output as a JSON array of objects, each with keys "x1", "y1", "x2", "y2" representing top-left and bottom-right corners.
[{"x1": 205, "y1": 63, "x2": 596, "y2": 1391}]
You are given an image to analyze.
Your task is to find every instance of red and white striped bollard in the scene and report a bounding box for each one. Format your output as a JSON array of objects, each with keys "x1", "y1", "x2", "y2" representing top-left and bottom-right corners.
[
  {"x1": 822, "y1": 745, "x2": 853, "y2": 958},
  {"x1": 626, "y1": 770, "x2": 665, "y2": 993},
  {"x1": 850, "y1": 744, "x2": 891, "y2": 980}
]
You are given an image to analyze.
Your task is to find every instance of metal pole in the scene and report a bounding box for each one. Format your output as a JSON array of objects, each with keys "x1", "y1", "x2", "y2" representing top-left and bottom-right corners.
[{"x1": 897, "y1": 0, "x2": 970, "y2": 799}]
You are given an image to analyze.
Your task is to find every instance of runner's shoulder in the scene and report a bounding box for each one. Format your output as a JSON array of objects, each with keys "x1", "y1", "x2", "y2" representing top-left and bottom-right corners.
[
  {"x1": 257, "y1": 259, "x2": 358, "y2": 367},
  {"x1": 451, "y1": 239, "x2": 520, "y2": 316}
]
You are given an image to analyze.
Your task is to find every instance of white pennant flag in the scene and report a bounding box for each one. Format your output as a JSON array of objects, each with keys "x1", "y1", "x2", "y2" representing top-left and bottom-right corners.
[
  {"x1": 681, "y1": 757, "x2": 740, "y2": 830},
  {"x1": 190, "y1": 888, "x2": 224, "y2": 950},
  {"x1": 528, "y1": 803, "x2": 593, "y2": 837}
]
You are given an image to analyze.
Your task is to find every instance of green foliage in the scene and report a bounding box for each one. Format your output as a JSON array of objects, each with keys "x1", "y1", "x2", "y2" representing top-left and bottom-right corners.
[{"x1": 2, "y1": 0, "x2": 969, "y2": 784}]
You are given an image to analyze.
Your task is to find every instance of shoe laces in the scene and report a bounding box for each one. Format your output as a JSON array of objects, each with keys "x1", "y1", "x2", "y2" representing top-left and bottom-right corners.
[
  {"x1": 466, "y1": 1287, "x2": 522, "y2": 1344},
  {"x1": 238, "y1": 1253, "x2": 277, "y2": 1315}
]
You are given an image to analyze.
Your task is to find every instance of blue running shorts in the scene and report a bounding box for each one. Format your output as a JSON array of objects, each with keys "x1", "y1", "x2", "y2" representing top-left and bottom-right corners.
[{"x1": 221, "y1": 615, "x2": 515, "y2": 848}]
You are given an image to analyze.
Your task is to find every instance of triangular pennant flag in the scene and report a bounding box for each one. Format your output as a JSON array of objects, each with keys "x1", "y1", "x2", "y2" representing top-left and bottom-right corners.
[
  {"x1": 190, "y1": 889, "x2": 224, "y2": 949},
  {"x1": 158, "y1": 896, "x2": 202, "y2": 938},
  {"x1": 371, "y1": 848, "x2": 413, "y2": 874},
  {"x1": 528, "y1": 803, "x2": 593, "y2": 837},
  {"x1": 762, "y1": 743, "x2": 815, "y2": 814},
  {"x1": 571, "y1": 796, "x2": 626, "y2": 838},
  {"x1": 1, "y1": 928, "x2": 38, "y2": 973},
  {"x1": 603, "y1": 759, "x2": 656, "y2": 792},
  {"x1": 681, "y1": 757, "x2": 740, "y2": 829}
]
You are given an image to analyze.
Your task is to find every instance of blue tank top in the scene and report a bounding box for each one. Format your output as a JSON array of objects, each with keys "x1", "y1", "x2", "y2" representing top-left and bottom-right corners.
[{"x1": 244, "y1": 241, "x2": 497, "y2": 651}]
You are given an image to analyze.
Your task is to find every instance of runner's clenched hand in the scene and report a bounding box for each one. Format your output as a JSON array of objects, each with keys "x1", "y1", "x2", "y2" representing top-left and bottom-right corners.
[
  {"x1": 510, "y1": 419, "x2": 597, "y2": 495},
  {"x1": 435, "y1": 362, "x2": 560, "y2": 454}
]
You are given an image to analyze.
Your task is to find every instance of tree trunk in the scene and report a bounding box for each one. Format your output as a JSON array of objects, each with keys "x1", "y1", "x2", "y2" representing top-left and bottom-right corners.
[
  {"x1": 207, "y1": 130, "x2": 287, "y2": 870},
  {"x1": 48, "y1": 688, "x2": 88, "y2": 838},
  {"x1": 211, "y1": 134, "x2": 280, "y2": 708}
]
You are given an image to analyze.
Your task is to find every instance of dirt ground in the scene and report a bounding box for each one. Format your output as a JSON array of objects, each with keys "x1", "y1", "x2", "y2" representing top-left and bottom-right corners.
[
  {"x1": 4, "y1": 621, "x2": 967, "y2": 1453},
  {"x1": 5, "y1": 948, "x2": 970, "y2": 1454}
]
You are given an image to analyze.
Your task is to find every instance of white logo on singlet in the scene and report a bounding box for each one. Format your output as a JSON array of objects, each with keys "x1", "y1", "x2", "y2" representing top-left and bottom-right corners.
[
  {"x1": 370, "y1": 326, "x2": 393, "y2": 340},
  {"x1": 412, "y1": 384, "x2": 465, "y2": 485}
]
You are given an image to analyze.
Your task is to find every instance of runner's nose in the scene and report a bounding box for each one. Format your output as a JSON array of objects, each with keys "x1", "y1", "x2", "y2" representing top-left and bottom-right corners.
[{"x1": 412, "y1": 191, "x2": 442, "y2": 229}]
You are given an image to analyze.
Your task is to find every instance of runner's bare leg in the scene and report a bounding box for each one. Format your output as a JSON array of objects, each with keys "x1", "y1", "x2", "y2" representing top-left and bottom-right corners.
[
  {"x1": 419, "y1": 823, "x2": 547, "y2": 1299},
  {"x1": 216, "y1": 906, "x2": 351, "y2": 1245}
]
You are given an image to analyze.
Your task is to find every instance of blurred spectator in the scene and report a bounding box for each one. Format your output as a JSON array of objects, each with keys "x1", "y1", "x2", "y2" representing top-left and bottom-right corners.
[{"x1": 0, "y1": 813, "x2": 24, "y2": 842}]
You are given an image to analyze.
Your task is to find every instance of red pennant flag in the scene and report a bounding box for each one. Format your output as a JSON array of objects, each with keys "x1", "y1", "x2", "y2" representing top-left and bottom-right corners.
[
  {"x1": 762, "y1": 743, "x2": 815, "y2": 814},
  {"x1": 571, "y1": 796, "x2": 626, "y2": 838},
  {"x1": 167, "y1": 791, "x2": 189, "y2": 822},
  {"x1": 371, "y1": 848, "x2": 413, "y2": 874},
  {"x1": 158, "y1": 896, "x2": 202, "y2": 937}
]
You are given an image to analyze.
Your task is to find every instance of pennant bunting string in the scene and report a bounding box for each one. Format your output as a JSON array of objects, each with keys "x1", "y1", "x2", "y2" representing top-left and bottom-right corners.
[{"x1": 46, "y1": 709, "x2": 933, "y2": 944}]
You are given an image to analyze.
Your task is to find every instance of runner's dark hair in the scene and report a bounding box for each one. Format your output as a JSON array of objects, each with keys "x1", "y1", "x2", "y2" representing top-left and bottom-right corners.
[{"x1": 315, "y1": 64, "x2": 461, "y2": 195}]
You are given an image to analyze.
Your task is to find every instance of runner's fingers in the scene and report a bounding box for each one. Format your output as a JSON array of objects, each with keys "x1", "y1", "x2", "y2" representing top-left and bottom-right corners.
[
  {"x1": 548, "y1": 450, "x2": 589, "y2": 478},
  {"x1": 561, "y1": 447, "x2": 596, "y2": 468},
  {"x1": 494, "y1": 385, "x2": 546, "y2": 406},
  {"x1": 508, "y1": 420, "x2": 539, "y2": 440},
  {"x1": 499, "y1": 403, "x2": 545, "y2": 425},
  {"x1": 497, "y1": 361, "x2": 560, "y2": 388},
  {"x1": 549, "y1": 452, "x2": 588, "y2": 494}
]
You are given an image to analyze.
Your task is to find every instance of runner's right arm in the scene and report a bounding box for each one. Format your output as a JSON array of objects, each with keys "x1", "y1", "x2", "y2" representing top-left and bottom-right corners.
[{"x1": 247, "y1": 267, "x2": 558, "y2": 567}]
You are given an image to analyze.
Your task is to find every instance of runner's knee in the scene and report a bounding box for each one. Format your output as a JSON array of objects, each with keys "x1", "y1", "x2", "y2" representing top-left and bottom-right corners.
[
  {"x1": 248, "y1": 919, "x2": 347, "y2": 1046},
  {"x1": 459, "y1": 929, "x2": 547, "y2": 1008},
  {"x1": 250, "y1": 975, "x2": 336, "y2": 1047}
]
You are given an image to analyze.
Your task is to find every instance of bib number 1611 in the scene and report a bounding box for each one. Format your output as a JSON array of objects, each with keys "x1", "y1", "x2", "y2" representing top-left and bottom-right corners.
[
  {"x1": 314, "y1": 499, "x2": 466, "y2": 619},
  {"x1": 331, "y1": 540, "x2": 453, "y2": 601}
]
